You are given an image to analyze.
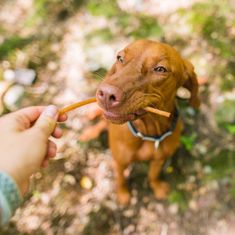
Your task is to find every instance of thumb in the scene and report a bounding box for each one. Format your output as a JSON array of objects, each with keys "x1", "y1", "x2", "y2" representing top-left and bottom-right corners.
[{"x1": 32, "y1": 105, "x2": 58, "y2": 138}]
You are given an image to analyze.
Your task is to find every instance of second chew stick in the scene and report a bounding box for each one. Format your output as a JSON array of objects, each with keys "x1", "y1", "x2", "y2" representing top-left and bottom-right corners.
[{"x1": 143, "y1": 106, "x2": 171, "y2": 118}]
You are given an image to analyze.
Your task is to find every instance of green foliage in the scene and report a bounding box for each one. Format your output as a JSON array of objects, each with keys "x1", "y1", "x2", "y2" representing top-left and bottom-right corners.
[
  {"x1": 86, "y1": 28, "x2": 114, "y2": 42},
  {"x1": 86, "y1": 0, "x2": 163, "y2": 40},
  {"x1": 32, "y1": 190, "x2": 41, "y2": 199},
  {"x1": 225, "y1": 124, "x2": 235, "y2": 135},
  {"x1": 1, "y1": 0, "x2": 235, "y2": 234},
  {"x1": 26, "y1": 0, "x2": 56, "y2": 26},
  {"x1": 82, "y1": 205, "x2": 115, "y2": 235},
  {"x1": 168, "y1": 190, "x2": 188, "y2": 211},
  {"x1": 118, "y1": 14, "x2": 163, "y2": 39},
  {"x1": 229, "y1": 187, "x2": 235, "y2": 198},
  {"x1": 180, "y1": 133, "x2": 197, "y2": 151},
  {"x1": 203, "y1": 150, "x2": 235, "y2": 181},
  {"x1": 86, "y1": 0, "x2": 119, "y2": 18},
  {"x1": 117, "y1": 13, "x2": 132, "y2": 28},
  {"x1": 185, "y1": 0, "x2": 234, "y2": 58},
  {"x1": 126, "y1": 15, "x2": 163, "y2": 39},
  {"x1": 0, "y1": 36, "x2": 33, "y2": 59},
  {"x1": 220, "y1": 72, "x2": 235, "y2": 91},
  {"x1": 91, "y1": 68, "x2": 107, "y2": 80},
  {"x1": 179, "y1": 0, "x2": 235, "y2": 92},
  {"x1": 215, "y1": 99, "x2": 235, "y2": 131},
  {"x1": 26, "y1": 0, "x2": 86, "y2": 26},
  {"x1": 116, "y1": 13, "x2": 163, "y2": 39}
]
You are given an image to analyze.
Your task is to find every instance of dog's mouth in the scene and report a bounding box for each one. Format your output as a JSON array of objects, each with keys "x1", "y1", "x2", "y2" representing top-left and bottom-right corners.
[{"x1": 103, "y1": 109, "x2": 146, "y2": 124}]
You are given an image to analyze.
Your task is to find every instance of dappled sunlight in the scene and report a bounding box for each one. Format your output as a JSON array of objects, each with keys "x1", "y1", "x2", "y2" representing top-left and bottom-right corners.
[{"x1": 0, "y1": 0, "x2": 234, "y2": 234}]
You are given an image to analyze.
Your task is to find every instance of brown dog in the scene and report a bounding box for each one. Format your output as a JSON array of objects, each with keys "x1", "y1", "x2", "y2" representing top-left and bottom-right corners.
[{"x1": 96, "y1": 39, "x2": 200, "y2": 204}]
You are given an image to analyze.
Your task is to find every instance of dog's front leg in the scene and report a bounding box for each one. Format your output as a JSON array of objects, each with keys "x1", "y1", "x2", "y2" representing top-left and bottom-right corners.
[
  {"x1": 113, "y1": 161, "x2": 131, "y2": 205},
  {"x1": 149, "y1": 121, "x2": 182, "y2": 200},
  {"x1": 148, "y1": 151, "x2": 170, "y2": 200}
]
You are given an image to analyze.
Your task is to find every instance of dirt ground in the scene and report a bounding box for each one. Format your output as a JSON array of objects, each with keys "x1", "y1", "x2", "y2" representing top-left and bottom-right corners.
[{"x1": 0, "y1": 0, "x2": 235, "y2": 234}]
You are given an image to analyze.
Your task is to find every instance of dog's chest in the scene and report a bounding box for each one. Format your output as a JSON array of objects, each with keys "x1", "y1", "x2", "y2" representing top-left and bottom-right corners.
[{"x1": 135, "y1": 141, "x2": 156, "y2": 161}]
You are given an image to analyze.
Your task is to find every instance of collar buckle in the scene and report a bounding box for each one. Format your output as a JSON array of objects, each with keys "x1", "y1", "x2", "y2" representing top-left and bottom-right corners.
[
  {"x1": 127, "y1": 108, "x2": 179, "y2": 148},
  {"x1": 154, "y1": 140, "x2": 160, "y2": 149}
]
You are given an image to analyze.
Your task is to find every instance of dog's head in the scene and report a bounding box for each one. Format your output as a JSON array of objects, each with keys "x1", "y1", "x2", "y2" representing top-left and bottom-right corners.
[{"x1": 96, "y1": 40, "x2": 200, "y2": 124}]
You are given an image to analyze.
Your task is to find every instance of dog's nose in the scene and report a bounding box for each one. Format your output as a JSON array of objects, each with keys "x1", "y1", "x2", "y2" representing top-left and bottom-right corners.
[{"x1": 96, "y1": 84, "x2": 124, "y2": 109}]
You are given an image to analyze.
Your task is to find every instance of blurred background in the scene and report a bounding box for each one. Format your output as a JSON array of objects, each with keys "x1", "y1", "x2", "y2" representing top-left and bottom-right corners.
[{"x1": 0, "y1": 0, "x2": 234, "y2": 234}]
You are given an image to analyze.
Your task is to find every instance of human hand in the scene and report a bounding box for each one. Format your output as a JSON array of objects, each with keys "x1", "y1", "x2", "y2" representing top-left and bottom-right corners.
[{"x1": 0, "y1": 106, "x2": 67, "y2": 195}]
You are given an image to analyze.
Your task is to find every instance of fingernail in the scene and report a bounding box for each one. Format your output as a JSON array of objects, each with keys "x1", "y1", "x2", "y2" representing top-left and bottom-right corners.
[{"x1": 42, "y1": 105, "x2": 58, "y2": 118}]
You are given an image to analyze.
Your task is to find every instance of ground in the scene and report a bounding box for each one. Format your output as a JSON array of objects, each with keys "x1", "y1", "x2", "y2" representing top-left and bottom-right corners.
[{"x1": 0, "y1": 0, "x2": 234, "y2": 234}]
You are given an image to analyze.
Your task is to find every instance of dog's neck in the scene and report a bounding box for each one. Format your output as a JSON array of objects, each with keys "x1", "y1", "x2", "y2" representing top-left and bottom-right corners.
[{"x1": 132, "y1": 103, "x2": 176, "y2": 136}]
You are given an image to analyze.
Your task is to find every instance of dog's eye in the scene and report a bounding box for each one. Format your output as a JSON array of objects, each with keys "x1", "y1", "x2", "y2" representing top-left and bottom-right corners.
[
  {"x1": 153, "y1": 66, "x2": 167, "y2": 73},
  {"x1": 117, "y1": 55, "x2": 124, "y2": 64}
]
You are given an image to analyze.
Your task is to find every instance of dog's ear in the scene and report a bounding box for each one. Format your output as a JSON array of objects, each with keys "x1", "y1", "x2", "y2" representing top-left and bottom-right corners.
[{"x1": 182, "y1": 59, "x2": 200, "y2": 108}]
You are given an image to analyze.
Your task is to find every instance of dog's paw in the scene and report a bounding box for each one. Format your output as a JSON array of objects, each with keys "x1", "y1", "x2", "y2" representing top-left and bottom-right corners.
[
  {"x1": 151, "y1": 181, "x2": 170, "y2": 200},
  {"x1": 117, "y1": 187, "x2": 131, "y2": 205}
]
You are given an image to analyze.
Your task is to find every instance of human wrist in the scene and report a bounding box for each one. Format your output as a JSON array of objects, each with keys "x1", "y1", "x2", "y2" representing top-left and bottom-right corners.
[{"x1": 0, "y1": 167, "x2": 26, "y2": 197}]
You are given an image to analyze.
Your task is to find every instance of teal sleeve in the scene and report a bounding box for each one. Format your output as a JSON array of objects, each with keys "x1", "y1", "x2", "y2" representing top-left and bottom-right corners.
[{"x1": 0, "y1": 171, "x2": 22, "y2": 226}]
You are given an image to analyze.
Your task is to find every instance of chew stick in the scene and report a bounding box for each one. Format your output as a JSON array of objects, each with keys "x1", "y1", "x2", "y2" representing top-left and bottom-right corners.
[
  {"x1": 59, "y1": 97, "x2": 97, "y2": 114},
  {"x1": 59, "y1": 97, "x2": 171, "y2": 118},
  {"x1": 143, "y1": 107, "x2": 171, "y2": 118}
]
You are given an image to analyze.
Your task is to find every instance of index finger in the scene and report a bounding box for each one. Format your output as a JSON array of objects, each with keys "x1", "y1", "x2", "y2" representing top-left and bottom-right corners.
[
  {"x1": 12, "y1": 106, "x2": 66, "y2": 130},
  {"x1": 15, "y1": 106, "x2": 67, "y2": 122},
  {"x1": 14, "y1": 106, "x2": 45, "y2": 123}
]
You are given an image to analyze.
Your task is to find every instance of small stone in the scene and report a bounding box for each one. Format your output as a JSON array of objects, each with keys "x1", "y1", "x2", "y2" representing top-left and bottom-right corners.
[
  {"x1": 203, "y1": 165, "x2": 212, "y2": 174},
  {"x1": 198, "y1": 186, "x2": 207, "y2": 195},
  {"x1": 210, "y1": 180, "x2": 219, "y2": 190},
  {"x1": 47, "y1": 61, "x2": 58, "y2": 71},
  {"x1": 40, "y1": 193, "x2": 51, "y2": 205},
  {"x1": 14, "y1": 69, "x2": 36, "y2": 85},
  {"x1": 196, "y1": 144, "x2": 207, "y2": 155},
  {"x1": 168, "y1": 204, "x2": 179, "y2": 214},
  {"x1": 64, "y1": 161, "x2": 74, "y2": 171},
  {"x1": 189, "y1": 200, "x2": 198, "y2": 211},
  {"x1": 34, "y1": 172, "x2": 42, "y2": 179},
  {"x1": 123, "y1": 209, "x2": 134, "y2": 217},
  {"x1": 188, "y1": 175, "x2": 196, "y2": 183},
  {"x1": 123, "y1": 224, "x2": 135, "y2": 234},
  {"x1": 3, "y1": 69, "x2": 15, "y2": 81},
  {"x1": 3, "y1": 85, "x2": 25, "y2": 111},
  {"x1": 24, "y1": 215, "x2": 41, "y2": 230},
  {"x1": 130, "y1": 196, "x2": 137, "y2": 205},
  {"x1": 176, "y1": 87, "x2": 191, "y2": 99},
  {"x1": 64, "y1": 174, "x2": 76, "y2": 185},
  {"x1": 155, "y1": 203, "x2": 164, "y2": 213},
  {"x1": 2, "y1": 61, "x2": 11, "y2": 69},
  {"x1": 4, "y1": 68, "x2": 36, "y2": 85},
  {"x1": 104, "y1": 200, "x2": 117, "y2": 210},
  {"x1": 186, "y1": 107, "x2": 196, "y2": 116}
]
